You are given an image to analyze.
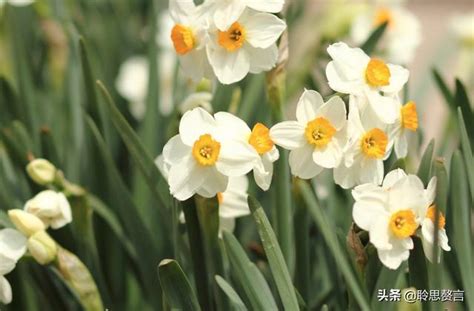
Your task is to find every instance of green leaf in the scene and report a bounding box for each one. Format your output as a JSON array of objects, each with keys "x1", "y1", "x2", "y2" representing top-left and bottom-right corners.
[
  {"x1": 222, "y1": 231, "x2": 278, "y2": 310},
  {"x1": 449, "y1": 151, "x2": 474, "y2": 309},
  {"x1": 431, "y1": 68, "x2": 454, "y2": 108},
  {"x1": 457, "y1": 108, "x2": 474, "y2": 203},
  {"x1": 417, "y1": 139, "x2": 435, "y2": 185},
  {"x1": 361, "y1": 22, "x2": 388, "y2": 55},
  {"x1": 215, "y1": 275, "x2": 248, "y2": 311},
  {"x1": 247, "y1": 196, "x2": 300, "y2": 311},
  {"x1": 408, "y1": 237, "x2": 429, "y2": 291},
  {"x1": 158, "y1": 259, "x2": 201, "y2": 311},
  {"x1": 297, "y1": 180, "x2": 370, "y2": 310},
  {"x1": 454, "y1": 80, "x2": 474, "y2": 141}
]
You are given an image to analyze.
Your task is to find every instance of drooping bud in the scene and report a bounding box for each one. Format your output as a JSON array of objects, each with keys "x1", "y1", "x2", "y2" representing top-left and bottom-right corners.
[
  {"x1": 26, "y1": 159, "x2": 57, "y2": 185},
  {"x1": 27, "y1": 231, "x2": 57, "y2": 265},
  {"x1": 8, "y1": 210, "x2": 45, "y2": 237},
  {"x1": 24, "y1": 190, "x2": 72, "y2": 229}
]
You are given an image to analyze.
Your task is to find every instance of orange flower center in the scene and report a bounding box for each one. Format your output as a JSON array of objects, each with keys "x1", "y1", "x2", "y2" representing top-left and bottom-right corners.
[
  {"x1": 374, "y1": 8, "x2": 394, "y2": 27},
  {"x1": 426, "y1": 205, "x2": 446, "y2": 229},
  {"x1": 360, "y1": 128, "x2": 388, "y2": 159},
  {"x1": 171, "y1": 24, "x2": 195, "y2": 55},
  {"x1": 248, "y1": 123, "x2": 274, "y2": 155},
  {"x1": 192, "y1": 134, "x2": 221, "y2": 166},
  {"x1": 389, "y1": 209, "x2": 418, "y2": 238},
  {"x1": 304, "y1": 117, "x2": 336, "y2": 148},
  {"x1": 217, "y1": 192, "x2": 223, "y2": 204},
  {"x1": 401, "y1": 101, "x2": 418, "y2": 131},
  {"x1": 218, "y1": 22, "x2": 246, "y2": 52},
  {"x1": 365, "y1": 59, "x2": 391, "y2": 87}
]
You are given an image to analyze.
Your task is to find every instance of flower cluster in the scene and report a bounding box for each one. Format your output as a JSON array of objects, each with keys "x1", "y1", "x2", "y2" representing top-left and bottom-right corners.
[
  {"x1": 168, "y1": 0, "x2": 286, "y2": 84},
  {"x1": 352, "y1": 169, "x2": 450, "y2": 269},
  {"x1": 0, "y1": 159, "x2": 72, "y2": 304}
]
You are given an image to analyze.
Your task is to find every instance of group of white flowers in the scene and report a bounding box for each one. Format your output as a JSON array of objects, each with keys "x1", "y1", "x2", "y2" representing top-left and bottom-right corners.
[
  {"x1": 0, "y1": 159, "x2": 72, "y2": 304},
  {"x1": 158, "y1": 28, "x2": 451, "y2": 268}
]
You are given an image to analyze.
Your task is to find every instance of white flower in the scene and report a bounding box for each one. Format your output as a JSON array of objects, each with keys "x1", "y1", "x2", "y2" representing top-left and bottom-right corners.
[
  {"x1": 26, "y1": 159, "x2": 57, "y2": 185},
  {"x1": 209, "y1": 0, "x2": 285, "y2": 31},
  {"x1": 169, "y1": 0, "x2": 213, "y2": 81},
  {"x1": 389, "y1": 100, "x2": 418, "y2": 158},
  {"x1": 0, "y1": 0, "x2": 35, "y2": 7},
  {"x1": 214, "y1": 112, "x2": 279, "y2": 190},
  {"x1": 206, "y1": 9, "x2": 286, "y2": 84},
  {"x1": 350, "y1": 5, "x2": 421, "y2": 64},
  {"x1": 334, "y1": 96, "x2": 393, "y2": 189},
  {"x1": 0, "y1": 228, "x2": 27, "y2": 305},
  {"x1": 419, "y1": 177, "x2": 451, "y2": 263},
  {"x1": 159, "y1": 107, "x2": 258, "y2": 201},
  {"x1": 352, "y1": 169, "x2": 427, "y2": 269},
  {"x1": 450, "y1": 12, "x2": 474, "y2": 46},
  {"x1": 24, "y1": 190, "x2": 72, "y2": 229},
  {"x1": 179, "y1": 91, "x2": 213, "y2": 114},
  {"x1": 270, "y1": 90, "x2": 347, "y2": 179},
  {"x1": 325, "y1": 42, "x2": 409, "y2": 124},
  {"x1": 217, "y1": 175, "x2": 250, "y2": 233},
  {"x1": 115, "y1": 56, "x2": 149, "y2": 120}
]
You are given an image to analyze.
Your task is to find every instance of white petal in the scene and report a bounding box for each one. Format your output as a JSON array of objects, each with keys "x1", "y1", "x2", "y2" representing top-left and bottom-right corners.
[
  {"x1": 317, "y1": 96, "x2": 347, "y2": 130},
  {"x1": 0, "y1": 228, "x2": 27, "y2": 262},
  {"x1": 162, "y1": 135, "x2": 190, "y2": 166},
  {"x1": 382, "y1": 168, "x2": 407, "y2": 190},
  {"x1": 359, "y1": 158, "x2": 384, "y2": 185},
  {"x1": 207, "y1": 44, "x2": 250, "y2": 84},
  {"x1": 366, "y1": 92, "x2": 398, "y2": 124},
  {"x1": 0, "y1": 275, "x2": 12, "y2": 305},
  {"x1": 0, "y1": 254, "x2": 16, "y2": 276},
  {"x1": 244, "y1": 13, "x2": 286, "y2": 49},
  {"x1": 168, "y1": 158, "x2": 208, "y2": 201},
  {"x1": 214, "y1": 112, "x2": 250, "y2": 140},
  {"x1": 296, "y1": 90, "x2": 323, "y2": 124},
  {"x1": 254, "y1": 154, "x2": 274, "y2": 191},
  {"x1": 312, "y1": 140, "x2": 342, "y2": 169},
  {"x1": 245, "y1": 0, "x2": 284, "y2": 13},
  {"x1": 197, "y1": 167, "x2": 229, "y2": 198},
  {"x1": 219, "y1": 217, "x2": 236, "y2": 234},
  {"x1": 179, "y1": 108, "x2": 217, "y2": 146},
  {"x1": 227, "y1": 175, "x2": 249, "y2": 193},
  {"x1": 369, "y1": 215, "x2": 392, "y2": 250},
  {"x1": 394, "y1": 132, "x2": 408, "y2": 158},
  {"x1": 380, "y1": 64, "x2": 409, "y2": 94},
  {"x1": 377, "y1": 239, "x2": 411, "y2": 270},
  {"x1": 326, "y1": 42, "x2": 369, "y2": 79},
  {"x1": 387, "y1": 175, "x2": 426, "y2": 214},
  {"x1": 289, "y1": 145, "x2": 323, "y2": 179},
  {"x1": 179, "y1": 50, "x2": 210, "y2": 82},
  {"x1": 326, "y1": 62, "x2": 364, "y2": 95},
  {"x1": 155, "y1": 155, "x2": 170, "y2": 180},
  {"x1": 217, "y1": 141, "x2": 258, "y2": 176},
  {"x1": 219, "y1": 193, "x2": 250, "y2": 218},
  {"x1": 270, "y1": 121, "x2": 306, "y2": 150},
  {"x1": 352, "y1": 184, "x2": 387, "y2": 230},
  {"x1": 425, "y1": 177, "x2": 437, "y2": 206},
  {"x1": 49, "y1": 193, "x2": 72, "y2": 229},
  {"x1": 213, "y1": 0, "x2": 246, "y2": 31},
  {"x1": 333, "y1": 160, "x2": 361, "y2": 189},
  {"x1": 248, "y1": 45, "x2": 278, "y2": 74}
]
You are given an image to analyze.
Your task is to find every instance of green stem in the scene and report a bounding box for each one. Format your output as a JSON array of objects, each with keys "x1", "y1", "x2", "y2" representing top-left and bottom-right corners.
[{"x1": 293, "y1": 184, "x2": 310, "y2": 302}]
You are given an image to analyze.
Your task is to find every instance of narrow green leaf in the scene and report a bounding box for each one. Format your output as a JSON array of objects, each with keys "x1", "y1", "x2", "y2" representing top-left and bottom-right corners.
[
  {"x1": 457, "y1": 108, "x2": 474, "y2": 203},
  {"x1": 158, "y1": 259, "x2": 201, "y2": 311},
  {"x1": 297, "y1": 180, "x2": 370, "y2": 310},
  {"x1": 215, "y1": 275, "x2": 248, "y2": 311},
  {"x1": 449, "y1": 151, "x2": 474, "y2": 309},
  {"x1": 408, "y1": 237, "x2": 429, "y2": 291},
  {"x1": 431, "y1": 68, "x2": 454, "y2": 108},
  {"x1": 222, "y1": 231, "x2": 278, "y2": 310},
  {"x1": 454, "y1": 79, "x2": 474, "y2": 140},
  {"x1": 248, "y1": 196, "x2": 299, "y2": 311},
  {"x1": 417, "y1": 139, "x2": 435, "y2": 184},
  {"x1": 361, "y1": 22, "x2": 388, "y2": 55}
]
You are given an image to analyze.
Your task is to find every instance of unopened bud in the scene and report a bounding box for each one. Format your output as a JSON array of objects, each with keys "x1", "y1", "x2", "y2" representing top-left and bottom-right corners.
[
  {"x1": 8, "y1": 209, "x2": 45, "y2": 237},
  {"x1": 27, "y1": 231, "x2": 57, "y2": 265},
  {"x1": 26, "y1": 159, "x2": 57, "y2": 185}
]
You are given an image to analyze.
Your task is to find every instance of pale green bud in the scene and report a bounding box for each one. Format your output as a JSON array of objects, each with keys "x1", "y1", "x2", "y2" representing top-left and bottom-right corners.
[
  {"x1": 26, "y1": 159, "x2": 57, "y2": 185},
  {"x1": 27, "y1": 231, "x2": 57, "y2": 265},
  {"x1": 8, "y1": 209, "x2": 45, "y2": 237}
]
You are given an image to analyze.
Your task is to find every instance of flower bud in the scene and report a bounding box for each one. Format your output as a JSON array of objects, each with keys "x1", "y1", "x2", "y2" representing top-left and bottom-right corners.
[
  {"x1": 24, "y1": 190, "x2": 72, "y2": 230},
  {"x1": 26, "y1": 159, "x2": 57, "y2": 185},
  {"x1": 27, "y1": 231, "x2": 57, "y2": 265},
  {"x1": 8, "y1": 209, "x2": 45, "y2": 237}
]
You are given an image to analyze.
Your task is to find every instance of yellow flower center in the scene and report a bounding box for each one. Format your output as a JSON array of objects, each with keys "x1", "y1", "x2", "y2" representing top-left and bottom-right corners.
[
  {"x1": 389, "y1": 210, "x2": 418, "y2": 238},
  {"x1": 426, "y1": 205, "x2": 446, "y2": 229},
  {"x1": 400, "y1": 101, "x2": 418, "y2": 131},
  {"x1": 360, "y1": 128, "x2": 388, "y2": 159},
  {"x1": 374, "y1": 8, "x2": 394, "y2": 27},
  {"x1": 365, "y1": 59, "x2": 391, "y2": 87},
  {"x1": 304, "y1": 117, "x2": 336, "y2": 148},
  {"x1": 171, "y1": 24, "x2": 195, "y2": 55},
  {"x1": 248, "y1": 123, "x2": 274, "y2": 155},
  {"x1": 192, "y1": 134, "x2": 221, "y2": 166},
  {"x1": 218, "y1": 22, "x2": 246, "y2": 52}
]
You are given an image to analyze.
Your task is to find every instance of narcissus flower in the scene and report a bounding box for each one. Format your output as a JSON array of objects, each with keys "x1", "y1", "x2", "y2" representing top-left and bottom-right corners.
[
  {"x1": 214, "y1": 112, "x2": 279, "y2": 190},
  {"x1": 169, "y1": 0, "x2": 213, "y2": 81},
  {"x1": 206, "y1": 9, "x2": 286, "y2": 84},
  {"x1": 389, "y1": 100, "x2": 418, "y2": 158},
  {"x1": 210, "y1": 0, "x2": 285, "y2": 31},
  {"x1": 270, "y1": 90, "x2": 347, "y2": 179},
  {"x1": 334, "y1": 97, "x2": 393, "y2": 189},
  {"x1": 0, "y1": 228, "x2": 27, "y2": 305},
  {"x1": 325, "y1": 42, "x2": 409, "y2": 124},
  {"x1": 24, "y1": 190, "x2": 72, "y2": 229},
  {"x1": 216, "y1": 176, "x2": 250, "y2": 233},
  {"x1": 352, "y1": 169, "x2": 428, "y2": 269},
  {"x1": 351, "y1": 5, "x2": 421, "y2": 64},
  {"x1": 179, "y1": 91, "x2": 213, "y2": 114},
  {"x1": 159, "y1": 107, "x2": 257, "y2": 201}
]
